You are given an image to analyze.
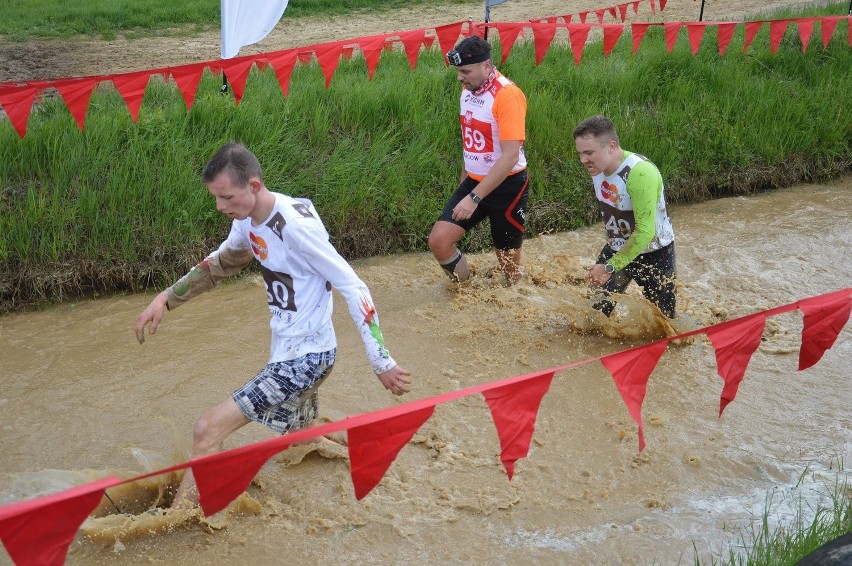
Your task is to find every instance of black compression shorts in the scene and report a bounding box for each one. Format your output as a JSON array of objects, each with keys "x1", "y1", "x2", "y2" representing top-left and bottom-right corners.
[
  {"x1": 594, "y1": 242, "x2": 677, "y2": 318},
  {"x1": 438, "y1": 170, "x2": 529, "y2": 250}
]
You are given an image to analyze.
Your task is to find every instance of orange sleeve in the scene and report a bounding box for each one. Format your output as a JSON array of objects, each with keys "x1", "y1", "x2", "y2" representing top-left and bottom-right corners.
[{"x1": 492, "y1": 84, "x2": 527, "y2": 142}]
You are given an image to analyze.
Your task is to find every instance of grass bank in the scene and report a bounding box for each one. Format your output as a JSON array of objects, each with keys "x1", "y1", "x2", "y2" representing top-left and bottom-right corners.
[
  {"x1": 696, "y1": 465, "x2": 852, "y2": 565},
  {"x1": 0, "y1": 0, "x2": 475, "y2": 41},
  {"x1": 1, "y1": 4, "x2": 850, "y2": 312}
]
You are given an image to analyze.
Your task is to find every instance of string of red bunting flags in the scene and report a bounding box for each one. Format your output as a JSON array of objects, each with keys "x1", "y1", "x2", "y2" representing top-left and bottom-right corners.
[
  {"x1": 0, "y1": 287, "x2": 849, "y2": 566},
  {"x1": 0, "y1": 8, "x2": 849, "y2": 138}
]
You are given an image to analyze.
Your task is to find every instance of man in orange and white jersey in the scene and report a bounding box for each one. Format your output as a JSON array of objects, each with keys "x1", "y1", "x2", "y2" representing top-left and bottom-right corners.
[{"x1": 428, "y1": 35, "x2": 529, "y2": 285}]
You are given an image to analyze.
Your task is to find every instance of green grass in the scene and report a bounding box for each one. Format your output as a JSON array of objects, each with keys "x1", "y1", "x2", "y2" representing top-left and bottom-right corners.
[
  {"x1": 0, "y1": 0, "x2": 478, "y2": 41},
  {"x1": 695, "y1": 464, "x2": 852, "y2": 565},
  {"x1": 0, "y1": 3, "x2": 851, "y2": 312},
  {"x1": 0, "y1": 0, "x2": 219, "y2": 41}
]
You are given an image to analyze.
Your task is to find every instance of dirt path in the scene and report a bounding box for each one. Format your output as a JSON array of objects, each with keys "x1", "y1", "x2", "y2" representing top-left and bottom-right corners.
[{"x1": 0, "y1": 0, "x2": 819, "y2": 83}]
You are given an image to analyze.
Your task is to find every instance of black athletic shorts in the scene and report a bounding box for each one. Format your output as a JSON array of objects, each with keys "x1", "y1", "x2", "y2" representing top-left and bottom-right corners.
[
  {"x1": 594, "y1": 242, "x2": 677, "y2": 319},
  {"x1": 438, "y1": 170, "x2": 529, "y2": 250}
]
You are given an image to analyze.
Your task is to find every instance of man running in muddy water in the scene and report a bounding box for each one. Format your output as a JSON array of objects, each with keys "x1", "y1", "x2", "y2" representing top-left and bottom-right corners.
[
  {"x1": 428, "y1": 35, "x2": 530, "y2": 285},
  {"x1": 573, "y1": 115, "x2": 677, "y2": 319},
  {"x1": 134, "y1": 142, "x2": 411, "y2": 507}
]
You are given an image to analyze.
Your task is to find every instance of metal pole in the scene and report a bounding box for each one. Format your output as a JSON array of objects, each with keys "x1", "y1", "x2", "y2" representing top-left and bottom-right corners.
[
  {"x1": 484, "y1": 0, "x2": 491, "y2": 39},
  {"x1": 848, "y1": 0, "x2": 851, "y2": 15},
  {"x1": 699, "y1": 0, "x2": 706, "y2": 21},
  {"x1": 221, "y1": 72, "x2": 230, "y2": 94}
]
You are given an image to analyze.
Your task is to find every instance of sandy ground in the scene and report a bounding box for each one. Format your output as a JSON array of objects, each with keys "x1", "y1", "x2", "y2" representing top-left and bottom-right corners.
[{"x1": 0, "y1": 0, "x2": 823, "y2": 83}]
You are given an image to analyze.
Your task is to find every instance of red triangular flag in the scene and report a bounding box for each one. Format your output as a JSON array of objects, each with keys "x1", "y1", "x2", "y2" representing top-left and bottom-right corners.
[
  {"x1": 665, "y1": 21, "x2": 682, "y2": 53},
  {"x1": 112, "y1": 70, "x2": 154, "y2": 122},
  {"x1": 618, "y1": 3, "x2": 629, "y2": 22},
  {"x1": 434, "y1": 21, "x2": 465, "y2": 64},
  {"x1": 194, "y1": 442, "x2": 286, "y2": 516},
  {"x1": 820, "y1": 16, "x2": 841, "y2": 49},
  {"x1": 594, "y1": 9, "x2": 606, "y2": 24},
  {"x1": 482, "y1": 371, "x2": 555, "y2": 479},
  {"x1": 743, "y1": 21, "x2": 764, "y2": 53},
  {"x1": 0, "y1": 476, "x2": 123, "y2": 566},
  {"x1": 0, "y1": 85, "x2": 39, "y2": 138},
  {"x1": 600, "y1": 340, "x2": 668, "y2": 452},
  {"x1": 632, "y1": 23, "x2": 652, "y2": 54},
  {"x1": 493, "y1": 23, "x2": 525, "y2": 64},
  {"x1": 579, "y1": 11, "x2": 589, "y2": 24},
  {"x1": 169, "y1": 63, "x2": 206, "y2": 110},
  {"x1": 314, "y1": 41, "x2": 345, "y2": 88},
  {"x1": 54, "y1": 78, "x2": 97, "y2": 131},
  {"x1": 356, "y1": 35, "x2": 388, "y2": 80},
  {"x1": 531, "y1": 22, "x2": 557, "y2": 65},
  {"x1": 608, "y1": 7, "x2": 618, "y2": 21},
  {"x1": 797, "y1": 17, "x2": 815, "y2": 53},
  {"x1": 707, "y1": 314, "x2": 766, "y2": 416},
  {"x1": 648, "y1": 0, "x2": 657, "y2": 15},
  {"x1": 348, "y1": 406, "x2": 434, "y2": 500},
  {"x1": 717, "y1": 22, "x2": 738, "y2": 56},
  {"x1": 686, "y1": 23, "x2": 707, "y2": 55},
  {"x1": 632, "y1": 0, "x2": 641, "y2": 14},
  {"x1": 798, "y1": 290, "x2": 851, "y2": 370},
  {"x1": 399, "y1": 29, "x2": 426, "y2": 69},
  {"x1": 220, "y1": 57, "x2": 255, "y2": 105},
  {"x1": 567, "y1": 24, "x2": 592, "y2": 65},
  {"x1": 603, "y1": 24, "x2": 625, "y2": 56},
  {"x1": 659, "y1": 0, "x2": 668, "y2": 10},
  {"x1": 268, "y1": 49, "x2": 298, "y2": 96},
  {"x1": 770, "y1": 19, "x2": 790, "y2": 54}
]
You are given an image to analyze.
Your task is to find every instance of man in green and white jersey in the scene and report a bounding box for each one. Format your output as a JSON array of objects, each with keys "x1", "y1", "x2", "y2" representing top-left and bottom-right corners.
[{"x1": 573, "y1": 116, "x2": 676, "y2": 318}]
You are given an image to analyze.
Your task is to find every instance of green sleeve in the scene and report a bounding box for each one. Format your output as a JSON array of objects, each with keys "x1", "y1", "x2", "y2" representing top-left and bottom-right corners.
[{"x1": 610, "y1": 159, "x2": 661, "y2": 271}]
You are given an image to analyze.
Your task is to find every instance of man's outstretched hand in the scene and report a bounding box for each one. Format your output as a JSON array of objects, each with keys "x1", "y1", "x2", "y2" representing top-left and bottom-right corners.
[
  {"x1": 378, "y1": 365, "x2": 412, "y2": 396},
  {"x1": 135, "y1": 292, "x2": 169, "y2": 344}
]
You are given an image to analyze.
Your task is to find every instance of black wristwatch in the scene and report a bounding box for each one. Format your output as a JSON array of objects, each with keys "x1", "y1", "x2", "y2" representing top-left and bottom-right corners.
[
  {"x1": 470, "y1": 192, "x2": 482, "y2": 204},
  {"x1": 604, "y1": 262, "x2": 616, "y2": 274}
]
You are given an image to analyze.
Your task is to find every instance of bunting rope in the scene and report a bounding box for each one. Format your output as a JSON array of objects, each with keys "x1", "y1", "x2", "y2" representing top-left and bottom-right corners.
[
  {"x1": 1, "y1": 10, "x2": 849, "y2": 138},
  {"x1": 0, "y1": 287, "x2": 849, "y2": 566}
]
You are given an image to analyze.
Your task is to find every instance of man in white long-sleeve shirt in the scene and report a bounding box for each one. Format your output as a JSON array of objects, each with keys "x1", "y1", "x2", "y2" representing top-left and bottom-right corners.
[{"x1": 135, "y1": 142, "x2": 411, "y2": 506}]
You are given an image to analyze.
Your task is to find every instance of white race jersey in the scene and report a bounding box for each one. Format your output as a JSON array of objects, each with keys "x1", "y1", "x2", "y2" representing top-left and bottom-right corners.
[{"x1": 218, "y1": 193, "x2": 396, "y2": 374}]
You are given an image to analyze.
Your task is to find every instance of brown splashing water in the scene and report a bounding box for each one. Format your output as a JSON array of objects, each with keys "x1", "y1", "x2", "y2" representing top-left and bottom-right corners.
[{"x1": 1, "y1": 178, "x2": 850, "y2": 565}]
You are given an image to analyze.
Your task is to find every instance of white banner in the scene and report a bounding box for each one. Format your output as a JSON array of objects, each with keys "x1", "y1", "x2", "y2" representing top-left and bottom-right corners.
[{"x1": 221, "y1": 0, "x2": 289, "y2": 59}]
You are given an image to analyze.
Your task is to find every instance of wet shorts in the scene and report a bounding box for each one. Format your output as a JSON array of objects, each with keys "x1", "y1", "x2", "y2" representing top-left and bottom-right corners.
[
  {"x1": 594, "y1": 242, "x2": 677, "y2": 318},
  {"x1": 232, "y1": 349, "x2": 336, "y2": 434},
  {"x1": 438, "y1": 170, "x2": 529, "y2": 250}
]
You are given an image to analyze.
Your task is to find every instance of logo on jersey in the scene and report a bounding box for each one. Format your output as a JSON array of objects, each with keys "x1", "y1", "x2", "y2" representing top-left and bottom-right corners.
[
  {"x1": 292, "y1": 202, "x2": 314, "y2": 218},
  {"x1": 463, "y1": 110, "x2": 473, "y2": 125},
  {"x1": 483, "y1": 154, "x2": 494, "y2": 164},
  {"x1": 467, "y1": 97, "x2": 485, "y2": 108},
  {"x1": 249, "y1": 232, "x2": 269, "y2": 260},
  {"x1": 266, "y1": 212, "x2": 286, "y2": 241},
  {"x1": 600, "y1": 181, "x2": 619, "y2": 204},
  {"x1": 359, "y1": 295, "x2": 389, "y2": 356}
]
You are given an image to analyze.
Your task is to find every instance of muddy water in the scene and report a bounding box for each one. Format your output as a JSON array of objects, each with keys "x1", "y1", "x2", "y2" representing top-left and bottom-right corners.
[{"x1": 1, "y1": 178, "x2": 850, "y2": 565}]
